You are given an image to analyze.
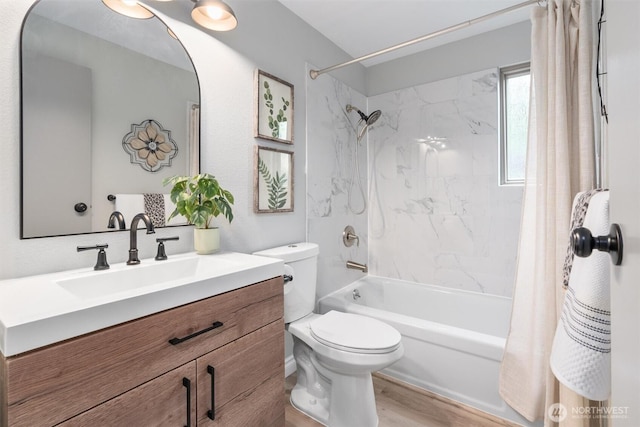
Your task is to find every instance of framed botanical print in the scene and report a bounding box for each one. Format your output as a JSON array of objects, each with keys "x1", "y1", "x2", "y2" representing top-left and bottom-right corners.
[
  {"x1": 254, "y1": 146, "x2": 294, "y2": 213},
  {"x1": 254, "y1": 69, "x2": 294, "y2": 144}
]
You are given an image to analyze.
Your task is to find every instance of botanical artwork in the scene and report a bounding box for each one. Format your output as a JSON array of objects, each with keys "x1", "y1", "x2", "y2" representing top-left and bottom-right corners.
[
  {"x1": 255, "y1": 70, "x2": 294, "y2": 144},
  {"x1": 258, "y1": 157, "x2": 288, "y2": 209},
  {"x1": 254, "y1": 146, "x2": 293, "y2": 213},
  {"x1": 122, "y1": 119, "x2": 178, "y2": 172}
]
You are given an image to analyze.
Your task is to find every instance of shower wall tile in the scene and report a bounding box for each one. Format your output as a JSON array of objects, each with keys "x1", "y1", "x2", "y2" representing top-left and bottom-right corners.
[
  {"x1": 306, "y1": 63, "x2": 369, "y2": 300},
  {"x1": 368, "y1": 69, "x2": 523, "y2": 298}
]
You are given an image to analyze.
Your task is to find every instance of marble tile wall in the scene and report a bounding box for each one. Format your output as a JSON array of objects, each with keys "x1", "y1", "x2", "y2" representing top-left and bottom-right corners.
[
  {"x1": 367, "y1": 69, "x2": 523, "y2": 297},
  {"x1": 306, "y1": 64, "x2": 369, "y2": 300},
  {"x1": 307, "y1": 67, "x2": 523, "y2": 299}
]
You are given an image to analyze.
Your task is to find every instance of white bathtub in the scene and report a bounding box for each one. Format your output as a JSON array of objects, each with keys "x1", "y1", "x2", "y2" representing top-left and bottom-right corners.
[{"x1": 318, "y1": 275, "x2": 536, "y2": 426}]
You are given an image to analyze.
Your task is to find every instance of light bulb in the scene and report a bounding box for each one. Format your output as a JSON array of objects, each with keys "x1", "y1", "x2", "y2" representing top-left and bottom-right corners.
[
  {"x1": 191, "y1": 0, "x2": 238, "y2": 31},
  {"x1": 204, "y1": 5, "x2": 226, "y2": 20}
]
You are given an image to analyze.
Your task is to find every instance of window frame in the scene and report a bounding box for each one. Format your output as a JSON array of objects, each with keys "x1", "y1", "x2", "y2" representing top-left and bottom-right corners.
[{"x1": 499, "y1": 62, "x2": 531, "y2": 186}]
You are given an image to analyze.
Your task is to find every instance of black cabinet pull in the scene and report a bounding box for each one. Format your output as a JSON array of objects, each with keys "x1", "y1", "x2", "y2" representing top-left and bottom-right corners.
[
  {"x1": 207, "y1": 365, "x2": 216, "y2": 420},
  {"x1": 182, "y1": 377, "x2": 191, "y2": 427},
  {"x1": 168, "y1": 321, "x2": 224, "y2": 345}
]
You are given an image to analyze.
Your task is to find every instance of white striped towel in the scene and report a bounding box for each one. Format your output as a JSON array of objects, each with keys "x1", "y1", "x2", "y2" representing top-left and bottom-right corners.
[{"x1": 550, "y1": 190, "x2": 611, "y2": 401}]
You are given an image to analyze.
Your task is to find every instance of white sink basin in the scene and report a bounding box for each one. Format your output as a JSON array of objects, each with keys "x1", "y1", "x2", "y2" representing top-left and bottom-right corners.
[
  {"x1": 57, "y1": 257, "x2": 200, "y2": 299},
  {"x1": 0, "y1": 251, "x2": 284, "y2": 357}
]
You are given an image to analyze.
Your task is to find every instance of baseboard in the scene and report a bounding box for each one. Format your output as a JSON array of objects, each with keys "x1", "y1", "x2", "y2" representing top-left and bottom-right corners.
[{"x1": 285, "y1": 354, "x2": 296, "y2": 377}]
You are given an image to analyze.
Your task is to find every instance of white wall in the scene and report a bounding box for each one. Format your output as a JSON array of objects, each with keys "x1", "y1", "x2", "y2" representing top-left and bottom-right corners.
[
  {"x1": 607, "y1": 0, "x2": 640, "y2": 423},
  {"x1": 366, "y1": 21, "x2": 531, "y2": 96},
  {"x1": 0, "y1": 0, "x2": 366, "y2": 280}
]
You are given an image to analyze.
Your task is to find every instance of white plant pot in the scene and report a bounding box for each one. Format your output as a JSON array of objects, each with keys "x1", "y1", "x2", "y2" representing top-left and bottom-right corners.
[{"x1": 193, "y1": 227, "x2": 220, "y2": 255}]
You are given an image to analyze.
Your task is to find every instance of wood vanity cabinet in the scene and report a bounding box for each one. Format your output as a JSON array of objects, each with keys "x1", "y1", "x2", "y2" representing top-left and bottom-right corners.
[{"x1": 0, "y1": 277, "x2": 285, "y2": 427}]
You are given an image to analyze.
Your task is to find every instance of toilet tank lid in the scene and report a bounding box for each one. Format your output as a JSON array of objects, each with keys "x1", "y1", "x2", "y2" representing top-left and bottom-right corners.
[{"x1": 253, "y1": 242, "x2": 319, "y2": 262}]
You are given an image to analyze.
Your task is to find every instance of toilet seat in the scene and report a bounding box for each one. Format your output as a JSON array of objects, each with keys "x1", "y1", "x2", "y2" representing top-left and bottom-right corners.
[{"x1": 309, "y1": 311, "x2": 401, "y2": 354}]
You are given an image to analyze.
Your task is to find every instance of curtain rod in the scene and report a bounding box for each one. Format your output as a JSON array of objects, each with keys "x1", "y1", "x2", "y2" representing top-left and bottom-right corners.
[{"x1": 309, "y1": 0, "x2": 542, "y2": 79}]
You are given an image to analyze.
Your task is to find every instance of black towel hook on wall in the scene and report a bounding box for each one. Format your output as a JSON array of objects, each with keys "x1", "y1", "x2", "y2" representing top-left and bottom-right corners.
[{"x1": 571, "y1": 224, "x2": 623, "y2": 266}]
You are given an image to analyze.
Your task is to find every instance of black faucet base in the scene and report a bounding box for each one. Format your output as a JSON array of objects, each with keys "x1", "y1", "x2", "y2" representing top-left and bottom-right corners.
[{"x1": 127, "y1": 249, "x2": 141, "y2": 265}]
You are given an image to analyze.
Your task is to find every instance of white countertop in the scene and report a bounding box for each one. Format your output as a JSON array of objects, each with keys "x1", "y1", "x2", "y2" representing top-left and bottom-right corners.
[{"x1": 0, "y1": 252, "x2": 284, "y2": 357}]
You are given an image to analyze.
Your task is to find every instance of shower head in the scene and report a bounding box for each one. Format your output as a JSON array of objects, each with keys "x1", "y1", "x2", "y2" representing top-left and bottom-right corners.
[
  {"x1": 346, "y1": 104, "x2": 382, "y2": 126},
  {"x1": 366, "y1": 109, "x2": 382, "y2": 125}
]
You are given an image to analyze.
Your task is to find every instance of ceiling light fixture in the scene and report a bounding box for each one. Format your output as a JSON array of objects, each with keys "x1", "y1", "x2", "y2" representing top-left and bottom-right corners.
[
  {"x1": 191, "y1": 0, "x2": 238, "y2": 31},
  {"x1": 101, "y1": 0, "x2": 154, "y2": 19},
  {"x1": 102, "y1": 0, "x2": 238, "y2": 32}
]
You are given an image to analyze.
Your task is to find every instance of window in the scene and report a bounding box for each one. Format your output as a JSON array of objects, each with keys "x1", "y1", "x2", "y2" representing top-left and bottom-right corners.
[{"x1": 500, "y1": 63, "x2": 530, "y2": 185}]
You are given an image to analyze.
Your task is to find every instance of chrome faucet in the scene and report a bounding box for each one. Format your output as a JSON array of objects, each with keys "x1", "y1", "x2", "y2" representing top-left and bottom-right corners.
[
  {"x1": 127, "y1": 213, "x2": 155, "y2": 265},
  {"x1": 346, "y1": 260, "x2": 368, "y2": 273},
  {"x1": 107, "y1": 211, "x2": 126, "y2": 230}
]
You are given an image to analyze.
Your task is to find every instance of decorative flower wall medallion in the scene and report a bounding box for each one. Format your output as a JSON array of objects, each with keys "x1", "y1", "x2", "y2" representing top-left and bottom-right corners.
[{"x1": 122, "y1": 119, "x2": 178, "y2": 172}]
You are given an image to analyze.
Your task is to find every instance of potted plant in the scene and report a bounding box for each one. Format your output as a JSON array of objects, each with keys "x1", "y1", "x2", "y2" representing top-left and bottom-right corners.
[{"x1": 163, "y1": 173, "x2": 234, "y2": 254}]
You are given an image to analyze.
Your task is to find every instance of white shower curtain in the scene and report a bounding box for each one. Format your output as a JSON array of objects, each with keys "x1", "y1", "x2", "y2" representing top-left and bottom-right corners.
[{"x1": 499, "y1": 0, "x2": 599, "y2": 425}]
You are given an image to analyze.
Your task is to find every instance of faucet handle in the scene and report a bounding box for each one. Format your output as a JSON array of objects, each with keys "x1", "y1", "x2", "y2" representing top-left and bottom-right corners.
[
  {"x1": 77, "y1": 244, "x2": 110, "y2": 270},
  {"x1": 155, "y1": 236, "x2": 180, "y2": 261},
  {"x1": 343, "y1": 225, "x2": 360, "y2": 247}
]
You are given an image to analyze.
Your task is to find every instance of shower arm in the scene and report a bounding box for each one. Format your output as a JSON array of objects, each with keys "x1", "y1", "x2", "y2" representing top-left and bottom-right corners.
[{"x1": 309, "y1": 0, "x2": 543, "y2": 79}]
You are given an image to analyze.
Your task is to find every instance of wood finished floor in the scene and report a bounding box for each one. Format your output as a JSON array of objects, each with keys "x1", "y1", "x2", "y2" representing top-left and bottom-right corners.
[{"x1": 284, "y1": 373, "x2": 524, "y2": 427}]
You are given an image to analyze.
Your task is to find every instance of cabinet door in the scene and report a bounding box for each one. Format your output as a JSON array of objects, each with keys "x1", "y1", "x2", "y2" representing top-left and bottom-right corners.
[
  {"x1": 197, "y1": 320, "x2": 284, "y2": 427},
  {"x1": 60, "y1": 361, "x2": 196, "y2": 427}
]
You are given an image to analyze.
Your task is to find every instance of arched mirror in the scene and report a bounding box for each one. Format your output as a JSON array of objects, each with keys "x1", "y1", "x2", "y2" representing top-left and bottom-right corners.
[{"x1": 21, "y1": 0, "x2": 200, "y2": 238}]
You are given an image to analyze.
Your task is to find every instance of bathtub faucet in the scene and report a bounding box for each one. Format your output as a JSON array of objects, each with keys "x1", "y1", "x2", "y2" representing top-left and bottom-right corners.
[{"x1": 346, "y1": 260, "x2": 368, "y2": 273}]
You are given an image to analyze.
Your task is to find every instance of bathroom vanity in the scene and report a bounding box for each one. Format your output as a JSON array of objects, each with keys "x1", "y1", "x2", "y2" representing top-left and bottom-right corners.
[{"x1": 0, "y1": 252, "x2": 285, "y2": 427}]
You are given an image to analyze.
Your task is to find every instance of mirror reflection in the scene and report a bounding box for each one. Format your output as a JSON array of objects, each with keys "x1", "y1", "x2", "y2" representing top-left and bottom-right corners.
[{"x1": 21, "y1": 0, "x2": 200, "y2": 239}]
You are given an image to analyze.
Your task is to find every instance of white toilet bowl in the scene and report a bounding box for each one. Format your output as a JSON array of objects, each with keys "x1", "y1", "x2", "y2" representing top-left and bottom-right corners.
[
  {"x1": 252, "y1": 243, "x2": 403, "y2": 426},
  {"x1": 287, "y1": 311, "x2": 403, "y2": 427}
]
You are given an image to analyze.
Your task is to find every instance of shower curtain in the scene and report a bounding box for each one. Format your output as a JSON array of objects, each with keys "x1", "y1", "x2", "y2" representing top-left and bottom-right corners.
[{"x1": 499, "y1": 0, "x2": 600, "y2": 426}]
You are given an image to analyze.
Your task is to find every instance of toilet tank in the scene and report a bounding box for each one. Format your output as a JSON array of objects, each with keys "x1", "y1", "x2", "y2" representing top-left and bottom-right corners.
[{"x1": 253, "y1": 243, "x2": 319, "y2": 323}]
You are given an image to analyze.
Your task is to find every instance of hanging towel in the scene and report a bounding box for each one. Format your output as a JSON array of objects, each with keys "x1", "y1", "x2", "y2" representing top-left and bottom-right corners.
[
  {"x1": 114, "y1": 194, "x2": 144, "y2": 227},
  {"x1": 116, "y1": 193, "x2": 188, "y2": 227},
  {"x1": 143, "y1": 193, "x2": 165, "y2": 227},
  {"x1": 550, "y1": 190, "x2": 611, "y2": 401},
  {"x1": 561, "y1": 189, "x2": 605, "y2": 288}
]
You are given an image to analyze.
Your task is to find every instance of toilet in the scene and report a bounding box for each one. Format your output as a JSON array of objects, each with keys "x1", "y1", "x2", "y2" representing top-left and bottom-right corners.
[{"x1": 254, "y1": 242, "x2": 403, "y2": 427}]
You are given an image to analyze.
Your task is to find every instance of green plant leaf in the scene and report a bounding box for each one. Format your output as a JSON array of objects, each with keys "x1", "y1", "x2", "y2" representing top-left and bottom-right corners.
[
  {"x1": 261, "y1": 166, "x2": 288, "y2": 210},
  {"x1": 223, "y1": 190, "x2": 234, "y2": 204},
  {"x1": 163, "y1": 173, "x2": 234, "y2": 226}
]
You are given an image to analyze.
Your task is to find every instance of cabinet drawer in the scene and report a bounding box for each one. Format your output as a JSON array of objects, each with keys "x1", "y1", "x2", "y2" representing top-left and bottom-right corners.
[{"x1": 3, "y1": 277, "x2": 282, "y2": 427}]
